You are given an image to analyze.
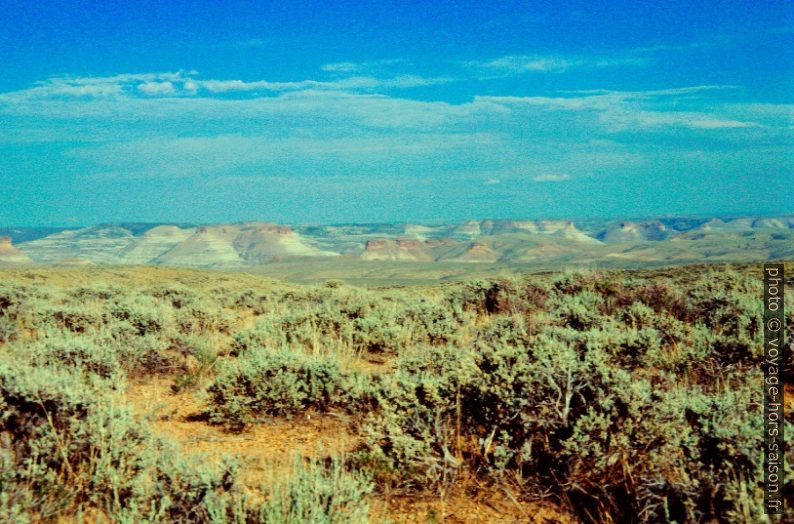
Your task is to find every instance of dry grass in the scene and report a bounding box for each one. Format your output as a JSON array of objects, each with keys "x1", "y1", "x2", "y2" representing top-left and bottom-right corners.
[{"x1": 2, "y1": 263, "x2": 790, "y2": 523}]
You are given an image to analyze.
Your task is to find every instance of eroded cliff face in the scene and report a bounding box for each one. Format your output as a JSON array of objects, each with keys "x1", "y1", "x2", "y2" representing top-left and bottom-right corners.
[
  {"x1": 7, "y1": 215, "x2": 794, "y2": 269},
  {"x1": 600, "y1": 221, "x2": 668, "y2": 242},
  {"x1": 16, "y1": 226, "x2": 134, "y2": 264},
  {"x1": 119, "y1": 225, "x2": 196, "y2": 264},
  {"x1": 154, "y1": 226, "x2": 245, "y2": 267},
  {"x1": 449, "y1": 242, "x2": 500, "y2": 263},
  {"x1": 233, "y1": 223, "x2": 339, "y2": 263},
  {"x1": 361, "y1": 238, "x2": 436, "y2": 261}
]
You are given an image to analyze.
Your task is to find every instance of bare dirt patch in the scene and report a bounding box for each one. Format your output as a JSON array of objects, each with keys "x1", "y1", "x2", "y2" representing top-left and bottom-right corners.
[
  {"x1": 126, "y1": 377, "x2": 356, "y2": 488},
  {"x1": 125, "y1": 377, "x2": 576, "y2": 522},
  {"x1": 371, "y1": 490, "x2": 575, "y2": 523}
]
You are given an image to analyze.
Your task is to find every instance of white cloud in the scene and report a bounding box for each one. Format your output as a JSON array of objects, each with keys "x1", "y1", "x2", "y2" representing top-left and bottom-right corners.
[
  {"x1": 481, "y1": 55, "x2": 577, "y2": 73},
  {"x1": 0, "y1": 71, "x2": 194, "y2": 102},
  {"x1": 468, "y1": 53, "x2": 647, "y2": 76},
  {"x1": 468, "y1": 55, "x2": 576, "y2": 74},
  {"x1": 629, "y1": 41, "x2": 716, "y2": 54},
  {"x1": 183, "y1": 80, "x2": 199, "y2": 93},
  {"x1": 561, "y1": 85, "x2": 739, "y2": 99},
  {"x1": 0, "y1": 70, "x2": 789, "y2": 187},
  {"x1": 198, "y1": 79, "x2": 312, "y2": 92},
  {"x1": 467, "y1": 39, "x2": 725, "y2": 78},
  {"x1": 197, "y1": 74, "x2": 451, "y2": 93},
  {"x1": 533, "y1": 173, "x2": 571, "y2": 182},
  {"x1": 321, "y1": 58, "x2": 405, "y2": 73},
  {"x1": 475, "y1": 88, "x2": 762, "y2": 130},
  {"x1": 0, "y1": 69, "x2": 452, "y2": 108},
  {"x1": 321, "y1": 62, "x2": 359, "y2": 73},
  {"x1": 687, "y1": 119, "x2": 760, "y2": 129},
  {"x1": 137, "y1": 81, "x2": 176, "y2": 96}
]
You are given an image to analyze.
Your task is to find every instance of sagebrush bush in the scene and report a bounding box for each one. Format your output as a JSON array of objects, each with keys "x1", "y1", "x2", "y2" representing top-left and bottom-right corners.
[
  {"x1": 0, "y1": 361, "x2": 237, "y2": 521},
  {"x1": 27, "y1": 337, "x2": 121, "y2": 379},
  {"x1": 0, "y1": 263, "x2": 790, "y2": 523},
  {"x1": 110, "y1": 295, "x2": 171, "y2": 335},
  {"x1": 0, "y1": 317, "x2": 18, "y2": 343},
  {"x1": 205, "y1": 349, "x2": 368, "y2": 430},
  {"x1": 553, "y1": 290, "x2": 607, "y2": 330},
  {"x1": 0, "y1": 359, "x2": 381, "y2": 522},
  {"x1": 255, "y1": 456, "x2": 373, "y2": 523}
]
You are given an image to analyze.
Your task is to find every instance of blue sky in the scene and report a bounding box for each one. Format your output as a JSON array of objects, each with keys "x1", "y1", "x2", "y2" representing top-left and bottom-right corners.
[{"x1": 1, "y1": 1, "x2": 792, "y2": 226}]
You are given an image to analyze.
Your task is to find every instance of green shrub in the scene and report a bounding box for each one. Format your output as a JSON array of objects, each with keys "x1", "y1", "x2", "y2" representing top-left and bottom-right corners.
[
  {"x1": 43, "y1": 303, "x2": 109, "y2": 334},
  {"x1": 474, "y1": 314, "x2": 531, "y2": 347},
  {"x1": 69, "y1": 284, "x2": 126, "y2": 302},
  {"x1": 452, "y1": 278, "x2": 547, "y2": 315},
  {"x1": 254, "y1": 456, "x2": 373, "y2": 524},
  {"x1": 0, "y1": 317, "x2": 18, "y2": 343},
  {"x1": 205, "y1": 350, "x2": 361, "y2": 430},
  {"x1": 1, "y1": 264, "x2": 788, "y2": 523},
  {"x1": 553, "y1": 290, "x2": 606, "y2": 330},
  {"x1": 28, "y1": 338, "x2": 120, "y2": 379},
  {"x1": 564, "y1": 377, "x2": 789, "y2": 524},
  {"x1": 146, "y1": 284, "x2": 200, "y2": 309},
  {"x1": 169, "y1": 334, "x2": 220, "y2": 392},
  {"x1": 174, "y1": 300, "x2": 234, "y2": 335},
  {"x1": 110, "y1": 295, "x2": 171, "y2": 335},
  {"x1": 618, "y1": 301, "x2": 656, "y2": 329},
  {"x1": 0, "y1": 360, "x2": 253, "y2": 522},
  {"x1": 583, "y1": 326, "x2": 662, "y2": 368}
]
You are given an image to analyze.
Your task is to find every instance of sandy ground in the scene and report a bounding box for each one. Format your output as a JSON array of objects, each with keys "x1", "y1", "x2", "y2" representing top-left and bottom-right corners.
[{"x1": 125, "y1": 376, "x2": 576, "y2": 523}]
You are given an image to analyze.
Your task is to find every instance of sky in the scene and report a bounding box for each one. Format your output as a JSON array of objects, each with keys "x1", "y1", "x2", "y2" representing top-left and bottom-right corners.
[{"x1": 1, "y1": 1, "x2": 792, "y2": 226}]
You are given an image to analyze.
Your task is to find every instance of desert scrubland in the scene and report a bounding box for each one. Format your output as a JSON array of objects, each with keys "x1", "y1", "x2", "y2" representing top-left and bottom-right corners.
[{"x1": 0, "y1": 264, "x2": 792, "y2": 523}]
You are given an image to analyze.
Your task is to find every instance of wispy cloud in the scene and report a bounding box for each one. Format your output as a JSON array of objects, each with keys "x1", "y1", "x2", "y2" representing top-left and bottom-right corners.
[
  {"x1": 211, "y1": 38, "x2": 268, "y2": 49},
  {"x1": 137, "y1": 81, "x2": 176, "y2": 96},
  {"x1": 466, "y1": 38, "x2": 722, "y2": 78},
  {"x1": 321, "y1": 58, "x2": 406, "y2": 73},
  {"x1": 479, "y1": 55, "x2": 578, "y2": 73},
  {"x1": 558, "y1": 85, "x2": 739, "y2": 98},
  {"x1": 0, "y1": 70, "x2": 453, "y2": 103},
  {"x1": 474, "y1": 86, "x2": 762, "y2": 130},
  {"x1": 0, "y1": 69, "x2": 788, "y2": 192},
  {"x1": 198, "y1": 74, "x2": 451, "y2": 93},
  {"x1": 0, "y1": 72, "x2": 193, "y2": 101},
  {"x1": 466, "y1": 53, "x2": 647, "y2": 76},
  {"x1": 628, "y1": 40, "x2": 717, "y2": 54},
  {"x1": 533, "y1": 173, "x2": 571, "y2": 182}
]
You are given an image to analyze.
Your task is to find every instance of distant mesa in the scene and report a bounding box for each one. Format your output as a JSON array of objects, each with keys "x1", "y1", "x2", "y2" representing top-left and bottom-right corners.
[
  {"x1": 16, "y1": 226, "x2": 133, "y2": 264},
  {"x1": 450, "y1": 242, "x2": 500, "y2": 263},
  {"x1": 698, "y1": 216, "x2": 794, "y2": 232},
  {"x1": 600, "y1": 221, "x2": 668, "y2": 242},
  {"x1": 698, "y1": 218, "x2": 732, "y2": 231},
  {"x1": 403, "y1": 224, "x2": 441, "y2": 239},
  {"x1": 452, "y1": 220, "x2": 482, "y2": 237},
  {"x1": 395, "y1": 238, "x2": 423, "y2": 249},
  {"x1": 120, "y1": 225, "x2": 195, "y2": 264},
  {"x1": 156, "y1": 225, "x2": 246, "y2": 267},
  {"x1": 756, "y1": 217, "x2": 794, "y2": 229},
  {"x1": 424, "y1": 238, "x2": 456, "y2": 249},
  {"x1": 512, "y1": 241, "x2": 578, "y2": 262},
  {"x1": 473, "y1": 219, "x2": 601, "y2": 244},
  {"x1": 361, "y1": 238, "x2": 435, "y2": 261},
  {"x1": 4, "y1": 214, "x2": 793, "y2": 270},
  {"x1": 233, "y1": 222, "x2": 338, "y2": 262},
  {"x1": 0, "y1": 236, "x2": 34, "y2": 266}
]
